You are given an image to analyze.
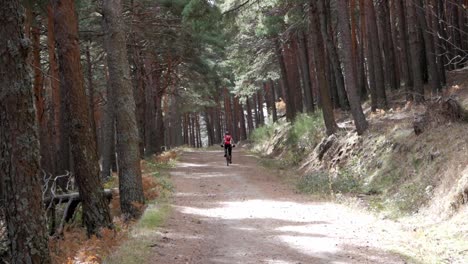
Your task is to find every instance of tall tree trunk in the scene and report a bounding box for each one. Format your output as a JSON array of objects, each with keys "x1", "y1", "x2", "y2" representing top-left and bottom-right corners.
[
  {"x1": 100, "y1": 82, "x2": 115, "y2": 180},
  {"x1": 269, "y1": 79, "x2": 278, "y2": 122},
  {"x1": 318, "y1": 0, "x2": 350, "y2": 110},
  {"x1": 238, "y1": 99, "x2": 247, "y2": 140},
  {"x1": 54, "y1": 0, "x2": 113, "y2": 234},
  {"x1": 183, "y1": 113, "x2": 189, "y2": 145},
  {"x1": 214, "y1": 93, "x2": 222, "y2": 143},
  {"x1": 394, "y1": 0, "x2": 413, "y2": 100},
  {"x1": 143, "y1": 57, "x2": 157, "y2": 155},
  {"x1": 224, "y1": 88, "x2": 233, "y2": 133},
  {"x1": 309, "y1": 0, "x2": 338, "y2": 135},
  {"x1": 430, "y1": 0, "x2": 446, "y2": 85},
  {"x1": 245, "y1": 97, "x2": 254, "y2": 134},
  {"x1": 366, "y1": 0, "x2": 387, "y2": 108},
  {"x1": 0, "y1": 1, "x2": 51, "y2": 261},
  {"x1": 256, "y1": 89, "x2": 265, "y2": 126},
  {"x1": 375, "y1": 0, "x2": 398, "y2": 90},
  {"x1": 336, "y1": 0, "x2": 368, "y2": 135},
  {"x1": 47, "y1": 4, "x2": 64, "y2": 178},
  {"x1": 155, "y1": 88, "x2": 165, "y2": 154},
  {"x1": 274, "y1": 38, "x2": 295, "y2": 121},
  {"x1": 296, "y1": 31, "x2": 315, "y2": 113},
  {"x1": 232, "y1": 97, "x2": 240, "y2": 140},
  {"x1": 102, "y1": 0, "x2": 144, "y2": 219},
  {"x1": 85, "y1": 44, "x2": 98, "y2": 146},
  {"x1": 288, "y1": 37, "x2": 304, "y2": 113},
  {"x1": 32, "y1": 18, "x2": 54, "y2": 173},
  {"x1": 407, "y1": 0, "x2": 425, "y2": 102},
  {"x1": 204, "y1": 110, "x2": 214, "y2": 146},
  {"x1": 416, "y1": 0, "x2": 441, "y2": 93}
]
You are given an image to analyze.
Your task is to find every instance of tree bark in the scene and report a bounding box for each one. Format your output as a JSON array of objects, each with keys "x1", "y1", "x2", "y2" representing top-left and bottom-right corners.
[
  {"x1": 296, "y1": 31, "x2": 315, "y2": 113},
  {"x1": 375, "y1": 0, "x2": 398, "y2": 90},
  {"x1": 103, "y1": 0, "x2": 145, "y2": 219},
  {"x1": 245, "y1": 97, "x2": 254, "y2": 134},
  {"x1": 0, "y1": 1, "x2": 52, "y2": 262},
  {"x1": 394, "y1": 0, "x2": 413, "y2": 100},
  {"x1": 309, "y1": 0, "x2": 338, "y2": 135},
  {"x1": 238, "y1": 99, "x2": 248, "y2": 140},
  {"x1": 407, "y1": 0, "x2": 425, "y2": 102},
  {"x1": 336, "y1": 0, "x2": 368, "y2": 135},
  {"x1": 53, "y1": 0, "x2": 113, "y2": 234},
  {"x1": 318, "y1": 0, "x2": 350, "y2": 110},
  {"x1": 85, "y1": 44, "x2": 98, "y2": 146},
  {"x1": 416, "y1": 0, "x2": 441, "y2": 93},
  {"x1": 100, "y1": 95, "x2": 115, "y2": 180},
  {"x1": 274, "y1": 38, "x2": 295, "y2": 121},
  {"x1": 366, "y1": 0, "x2": 387, "y2": 109}
]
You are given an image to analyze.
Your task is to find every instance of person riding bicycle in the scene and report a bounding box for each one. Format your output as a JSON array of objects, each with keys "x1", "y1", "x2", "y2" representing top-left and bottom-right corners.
[{"x1": 221, "y1": 130, "x2": 235, "y2": 160}]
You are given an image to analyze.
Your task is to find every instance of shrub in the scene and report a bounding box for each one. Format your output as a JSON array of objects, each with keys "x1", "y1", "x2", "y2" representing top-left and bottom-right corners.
[
  {"x1": 288, "y1": 112, "x2": 324, "y2": 149},
  {"x1": 249, "y1": 122, "x2": 277, "y2": 144}
]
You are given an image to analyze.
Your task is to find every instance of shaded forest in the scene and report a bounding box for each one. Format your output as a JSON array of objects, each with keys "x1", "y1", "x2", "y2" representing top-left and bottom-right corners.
[{"x1": 1, "y1": 0, "x2": 467, "y2": 262}]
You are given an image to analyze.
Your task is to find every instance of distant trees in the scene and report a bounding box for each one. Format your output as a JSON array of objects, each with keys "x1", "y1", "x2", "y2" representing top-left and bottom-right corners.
[{"x1": 218, "y1": 0, "x2": 467, "y2": 139}]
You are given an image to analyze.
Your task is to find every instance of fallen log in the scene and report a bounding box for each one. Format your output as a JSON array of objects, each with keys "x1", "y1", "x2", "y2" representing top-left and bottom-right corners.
[
  {"x1": 43, "y1": 189, "x2": 114, "y2": 205},
  {"x1": 44, "y1": 189, "x2": 114, "y2": 231}
]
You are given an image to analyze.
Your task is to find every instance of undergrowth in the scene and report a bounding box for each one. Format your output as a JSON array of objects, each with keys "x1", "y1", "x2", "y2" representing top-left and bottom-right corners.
[{"x1": 50, "y1": 151, "x2": 177, "y2": 264}]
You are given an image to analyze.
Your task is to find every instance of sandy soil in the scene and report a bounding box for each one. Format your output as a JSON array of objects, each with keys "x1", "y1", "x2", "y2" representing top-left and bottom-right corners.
[{"x1": 148, "y1": 149, "x2": 412, "y2": 264}]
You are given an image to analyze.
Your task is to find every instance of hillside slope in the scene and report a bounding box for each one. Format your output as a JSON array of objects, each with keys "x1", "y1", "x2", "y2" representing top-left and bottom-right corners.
[{"x1": 250, "y1": 69, "x2": 468, "y2": 262}]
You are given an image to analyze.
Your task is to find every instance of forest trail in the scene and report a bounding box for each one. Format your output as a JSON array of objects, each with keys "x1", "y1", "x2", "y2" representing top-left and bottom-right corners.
[{"x1": 149, "y1": 149, "x2": 413, "y2": 264}]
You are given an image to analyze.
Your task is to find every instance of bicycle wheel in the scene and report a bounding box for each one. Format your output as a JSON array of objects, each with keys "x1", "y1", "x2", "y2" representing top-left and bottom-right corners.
[{"x1": 226, "y1": 154, "x2": 230, "y2": 166}]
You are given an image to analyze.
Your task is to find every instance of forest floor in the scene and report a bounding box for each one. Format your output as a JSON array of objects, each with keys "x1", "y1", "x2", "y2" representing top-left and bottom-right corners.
[{"x1": 120, "y1": 150, "x2": 429, "y2": 264}]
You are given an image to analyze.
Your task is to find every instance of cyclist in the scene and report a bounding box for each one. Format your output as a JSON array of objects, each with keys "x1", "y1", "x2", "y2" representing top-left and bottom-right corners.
[{"x1": 221, "y1": 130, "x2": 235, "y2": 162}]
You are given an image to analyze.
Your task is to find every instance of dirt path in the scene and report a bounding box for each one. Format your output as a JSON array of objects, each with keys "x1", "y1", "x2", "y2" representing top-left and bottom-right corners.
[{"x1": 149, "y1": 150, "x2": 412, "y2": 264}]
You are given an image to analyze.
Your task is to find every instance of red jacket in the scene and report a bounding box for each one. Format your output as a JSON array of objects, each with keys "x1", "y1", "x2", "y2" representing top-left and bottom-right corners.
[{"x1": 224, "y1": 135, "x2": 232, "y2": 145}]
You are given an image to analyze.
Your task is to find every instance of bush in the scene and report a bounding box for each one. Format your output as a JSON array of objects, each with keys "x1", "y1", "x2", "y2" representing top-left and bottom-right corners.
[
  {"x1": 288, "y1": 112, "x2": 324, "y2": 149},
  {"x1": 249, "y1": 122, "x2": 277, "y2": 144}
]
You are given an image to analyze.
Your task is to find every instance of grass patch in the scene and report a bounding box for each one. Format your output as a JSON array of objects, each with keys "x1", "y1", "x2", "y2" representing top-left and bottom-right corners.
[
  {"x1": 137, "y1": 204, "x2": 171, "y2": 230},
  {"x1": 288, "y1": 112, "x2": 325, "y2": 149},
  {"x1": 297, "y1": 169, "x2": 363, "y2": 196},
  {"x1": 104, "y1": 152, "x2": 176, "y2": 263},
  {"x1": 249, "y1": 122, "x2": 278, "y2": 143}
]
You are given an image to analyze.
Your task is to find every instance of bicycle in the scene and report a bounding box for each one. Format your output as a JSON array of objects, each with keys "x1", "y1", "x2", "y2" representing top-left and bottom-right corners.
[{"x1": 221, "y1": 144, "x2": 235, "y2": 166}]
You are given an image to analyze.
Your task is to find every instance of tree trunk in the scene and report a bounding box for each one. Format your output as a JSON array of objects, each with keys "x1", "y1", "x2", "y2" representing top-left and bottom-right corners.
[
  {"x1": 416, "y1": 0, "x2": 441, "y2": 93},
  {"x1": 85, "y1": 44, "x2": 98, "y2": 146},
  {"x1": 336, "y1": 0, "x2": 368, "y2": 135},
  {"x1": 394, "y1": 0, "x2": 413, "y2": 100},
  {"x1": 269, "y1": 79, "x2": 278, "y2": 122},
  {"x1": 318, "y1": 0, "x2": 350, "y2": 110},
  {"x1": 288, "y1": 37, "x2": 304, "y2": 113},
  {"x1": 103, "y1": 0, "x2": 145, "y2": 219},
  {"x1": 0, "y1": 1, "x2": 51, "y2": 262},
  {"x1": 143, "y1": 57, "x2": 157, "y2": 155},
  {"x1": 296, "y1": 31, "x2": 315, "y2": 113},
  {"x1": 407, "y1": 0, "x2": 425, "y2": 102},
  {"x1": 256, "y1": 89, "x2": 265, "y2": 126},
  {"x1": 238, "y1": 99, "x2": 248, "y2": 140},
  {"x1": 375, "y1": 0, "x2": 398, "y2": 90},
  {"x1": 366, "y1": 0, "x2": 387, "y2": 109},
  {"x1": 274, "y1": 38, "x2": 295, "y2": 121},
  {"x1": 32, "y1": 18, "x2": 54, "y2": 174},
  {"x1": 204, "y1": 110, "x2": 214, "y2": 146},
  {"x1": 54, "y1": 0, "x2": 113, "y2": 234},
  {"x1": 245, "y1": 97, "x2": 254, "y2": 134},
  {"x1": 309, "y1": 0, "x2": 338, "y2": 135},
  {"x1": 100, "y1": 83, "x2": 115, "y2": 180},
  {"x1": 155, "y1": 87, "x2": 165, "y2": 154},
  {"x1": 430, "y1": 0, "x2": 446, "y2": 86}
]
